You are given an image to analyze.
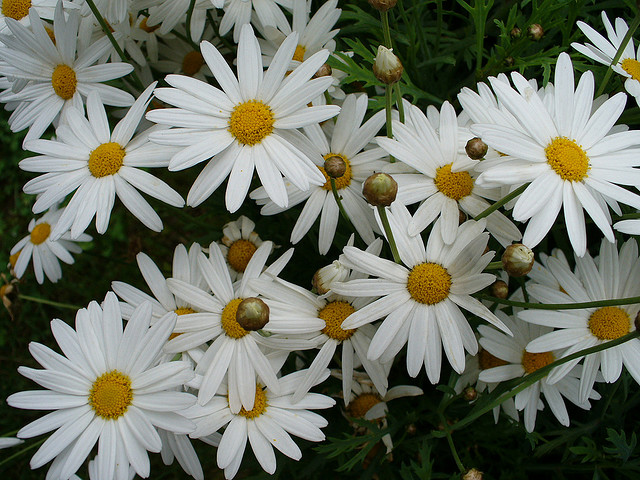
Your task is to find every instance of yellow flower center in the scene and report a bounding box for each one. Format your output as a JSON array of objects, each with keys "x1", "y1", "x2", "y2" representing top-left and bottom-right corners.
[
  {"x1": 545, "y1": 137, "x2": 590, "y2": 182},
  {"x1": 318, "y1": 301, "x2": 356, "y2": 341},
  {"x1": 88, "y1": 370, "x2": 133, "y2": 419},
  {"x1": 182, "y1": 51, "x2": 205, "y2": 76},
  {"x1": 139, "y1": 17, "x2": 160, "y2": 33},
  {"x1": 319, "y1": 153, "x2": 352, "y2": 190},
  {"x1": 30, "y1": 223, "x2": 51, "y2": 245},
  {"x1": 293, "y1": 44, "x2": 306, "y2": 62},
  {"x1": 51, "y1": 64, "x2": 77, "y2": 100},
  {"x1": 2, "y1": 0, "x2": 31, "y2": 20},
  {"x1": 174, "y1": 307, "x2": 196, "y2": 316},
  {"x1": 406, "y1": 262, "x2": 451, "y2": 305},
  {"x1": 622, "y1": 58, "x2": 640, "y2": 81},
  {"x1": 9, "y1": 250, "x2": 20, "y2": 268},
  {"x1": 347, "y1": 392, "x2": 382, "y2": 418},
  {"x1": 478, "y1": 349, "x2": 508, "y2": 370},
  {"x1": 228, "y1": 100, "x2": 275, "y2": 146},
  {"x1": 88, "y1": 142, "x2": 126, "y2": 178},
  {"x1": 521, "y1": 351, "x2": 554, "y2": 374},
  {"x1": 434, "y1": 163, "x2": 474, "y2": 201},
  {"x1": 588, "y1": 306, "x2": 630, "y2": 341},
  {"x1": 227, "y1": 239, "x2": 257, "y2": 273},
  {"x1": 234, "y1": 385, "x2": 268, "y2": 419},
  {"x1": 221, "y1": 298, "x2": 249, "y2": 339}
]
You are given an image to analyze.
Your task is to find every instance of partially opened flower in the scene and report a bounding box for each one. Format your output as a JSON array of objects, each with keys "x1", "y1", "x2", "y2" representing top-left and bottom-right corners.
[
  {"x1": 211, "y1": 0, "x2": 292, "y2": 42},
  {"x1": 218, "y1": 216, "x2": 269, "y2": 281}
]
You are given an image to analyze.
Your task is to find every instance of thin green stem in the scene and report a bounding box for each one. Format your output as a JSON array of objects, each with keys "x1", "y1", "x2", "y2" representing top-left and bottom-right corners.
[
  {"x1": 477, "y1": 294, "x2": 640, "y2": 310},
  {"x1": 330, "y1": 178, "x2": 355, "y2": 228},
  {"x1": 185, "y1": 0, "x2": 198, "y2": 49},
  {"x1": 19, "y1": 295, "x2": 81, "y2": 310},
  {"x1": 84, "y1": 0, "x2": 144, "y2": 90},
  {"x1": 395, "y1": 82, "x2": 405, "y2": 123},
  {"x1": 377, "y1": 206, "x2": 401, "y2": 264},
  {"x1": 446, "y1": 428, "x2": 466, "y2": 474},
  {"x1": 385, "y1": 85, "x2": 395, "y2": 163},
  {"x1": 0, "y1": 438, "x2": 46, "y2": 468},
  {"x1": 450, "y1": 330, "x2": 640, "y2": 432},
  {"x1": 596, "y1": 10, "x2": 640, "y2": 97},
  {"x1": 381, "y1": 10, "x2": 392, "y2": 48},
  {"x1": 484, "y1": 261, "x2": 503, "y2": 270},
  {"x1": 474, "y1": 183, "x2": 529, "y2": 220}
]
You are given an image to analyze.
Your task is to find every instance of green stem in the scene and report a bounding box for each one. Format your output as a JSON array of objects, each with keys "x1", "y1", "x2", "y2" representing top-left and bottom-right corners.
[
  {"x1": 596, "y1": 10, "x2": 640, "y2": 97},
  {"x1": 84, "y1": 0, "x2": 144, "y2": 90},
  {"x1": 19, "y1": 295, "x2": 81, "y2": 310},
  {"x1": 477, "y1": 294, "x2": 640, "y2": 310},
  {"x1": 381, "y1": 10, "x2": 392, "y2": 48},
  {"x1": 330, "y1": 178, "x2": 354, "y2": 228},
  {"x1": 377, "y1": 206, "x2": 402, "y2": 264},
  {"x1": 445, "y1": 427, "x2": 465, "y2": 474},
  {"x1": 395, "y1": 82, "x2": 405, "y2": 123},
  {"x1": 474, "y1": 183, "x2": 529, "y2": 220},
  {"x1": 185, "y1": 0, "x2": 198, "y2": 49},
  {"x1": 450, "y1": 330, "x2": 640, "y2": 432},
  {"x1": 0, "y1": 438, "x2": 45, "y2": 468},
  {"x1": 385, "y1": 85, "x2": 395, "y2": 163},
  {"x1": 484, "y1": 261, "x2": 503, "y2": 270}
]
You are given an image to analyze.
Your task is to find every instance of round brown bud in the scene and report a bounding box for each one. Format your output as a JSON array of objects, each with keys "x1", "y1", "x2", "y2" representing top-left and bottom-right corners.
[
  {"x1": 368, "y1": 0, "x2": 397, "y2": 12},
  {"x1": 363, "y1": 172, "x2": 398, "y2": 207},
  {"x1": 373, "y1": 46, "x2": 403, "y2": 84},
  {"x1": 463, "y1": 386, "x2": 477, "y2": 402},
  {"x1": 528, "y1": 23, "x2": 544, "y2": 41},
  {"x1": 312, "y1": 261, "x2": 349, "y2": 295},
  {"x1": 463, "y1": 468, "x2": 483, "y2": 480},
  {"x1": 504, "y1": 56, "x2": 515, "y2": 67},
  {"x1": 313, "y1": 63, "x2": 332, "y2": 79},
  {"x1": 324, "y1": 155, "x2": 347, "y2": 179},
  {"x1": 458, "y1": 209, "x2": 468, "y2": 225},
  {"x1": 236, "y1": 297, "x2": 269, "y2": 331},
  {"x1": 510, "y1": 27, "x2": 522, "y2": 38},
  {"x1": 490, "y1": 280, "x2": 509, "y2": 299},
  {"x1": 502, "y1": 244, "x2": 534, "y2": 277},
  {"x1": 465, "y1": 137, "x2": 488, "y2": 160}
]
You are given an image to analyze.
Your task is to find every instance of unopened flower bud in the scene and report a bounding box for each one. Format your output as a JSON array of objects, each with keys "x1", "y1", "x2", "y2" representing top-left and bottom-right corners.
[
  {"x1": 313, "y1": 63, "x2": 332, "y2": 79},
  {"x1": 465, "y1": 137, "x2": 488, "y2": 160},
  {"x1": 363, "y1": 172, "x2": 398, "y2": 206},
  {"x1": 312, "y1": 261, "x2": 349, "y2": 294},
  {"x1": 528, "y1": 23, "x2": 544, "y2": 41},
  {"x1": 463, "y1": 386, "x2": 477, "y2": 402},
  {"x1": 504, "y1": 56, "x2": 515, "y2": 67},
  {"x1": 373, "y1": 46, "x2": 403, "y2": 85},
  {"x1": 463, "y1": 468, "x2": 483, "y2": 480},
  {"x1": 502, "y1": 244, "x2": 534, "y2": 277},
  {"x1": 510, "y1": 27, "x2": 521, "y2": 38},
  {"x1": 324, "y1": 155, "x2": 346, "y2": 179},
  {"x1": 490, "y1": 280, "x2": 509, "y2": 299},
  {"x1": 236, "y1": 297, "x2": 269, "y2": 331},
  {"x1": 368, "y1": 0, "x2": 397, "y2": 12}
]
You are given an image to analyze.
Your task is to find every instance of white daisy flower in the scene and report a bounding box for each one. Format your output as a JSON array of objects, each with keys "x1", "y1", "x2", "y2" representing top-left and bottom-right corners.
[
  {"x1": 20, "y1": 83, "x2": 185, "y2": 240},
  {"x1": 331, "y1": 204, "x2": 511, "y2": 383},
  {"x1": 157, "y1": 428, "x2": 205, "y2": 480},
  {"x1": 81, "y1": 0, "x2": 133, "y2": 24},
  {"x1": 478, "y1": 311, "x2": 600, "y2": 432},
  {"x1": 251, "y1": 238, "x2": 389, "y2": 404},
  {"x1": 251, "y1": 93, "x2": 386, "y2": 254},
  {"x1": 147, "y1": 25, "x2": 339, "y2": 212},
  {"x1": 187, "y1": 368, "x2": 335, "y2": 479},
  {"x1": 138, "y1": 0, "x2": 214, "y2": 42},
  {"x1": 0, "y1": 5, "x2": 135, "y2": 142},
  {"x1": 519, "y1": 238, "x2": 640, "y2": 403},
  {"x1": 131, "y1": 14, "x2": 169, "y2": 64},
  {"x1": 572, "y1": 11, "x2": 640, "y2": 107},
  {"x1": 152, "y1": 25, "x2": 218, "y2": 81},
  {"x1": 10, "y1": 205, "x2": 92, "y2": 284},
  {"x1": 7, "y1": 292, "x2": 196, "y2": 480},
  {"x1": 218, "y1": 215, "x2": 269, "y2": 281},
  {"x1": 377, "y1": 100, "x2": 522, "y2": 246},
  {"x1": 212, "y1": 0, "x2": 292, "y2": 42},
  {"x1": 0, "y1": 0, "x2": 71, "y2": 33},
  {"x1": 470, "y1": 52, "x2": 640, "y2": 257}
]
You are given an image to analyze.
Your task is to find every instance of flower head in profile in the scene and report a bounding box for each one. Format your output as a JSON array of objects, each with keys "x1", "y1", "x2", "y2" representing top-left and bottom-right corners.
[
  {"x1": 7, "y1": 293, "x2": 196, "y2": 480},
  {"x1": 147, "y1": 24, "x2": 339, "y2": 212}
]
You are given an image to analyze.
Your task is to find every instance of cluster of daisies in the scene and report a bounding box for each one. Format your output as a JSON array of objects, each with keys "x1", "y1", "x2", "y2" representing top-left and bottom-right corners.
[{"x1": 4, "y1": 0, "x2": 640, "y2": 478}]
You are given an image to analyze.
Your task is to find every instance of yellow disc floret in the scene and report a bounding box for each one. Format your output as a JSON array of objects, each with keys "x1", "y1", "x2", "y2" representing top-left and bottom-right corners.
[
  {"x1": 588, "y1": 306, "x2": 630, "y2": 340},
  {"x1": 51, "y1": 64, "x2": 77, "y2": 100},
  {"x1": 30, "y1": 223, "x2": 51, "y2": 245},
  {"x1": 319, "y1": 301, "x2": 356, "y2": 341},
  {"x1": 235, "y1": 385, "x2": 268, "y2": 419},
  {"x1": 319, "y1": 153, "x2": 352, "y2": 190},
  {"x1": 545, "y1": 137, "x2": 590, "y2": 182},
  {"x1": 88, "y1": 370, "x2": 133, "y2": 419},
  {"x1": 434, "y1": 163, "x2": 474, "y2": 201},
  {"x1": 521, "y1": 351, "x2": 554, "y2": 374},
  {"x1": 9, "y1": 250, "x2": 20, "y2": 268},
  {"x1": 182, "y1": 51, "x2": 205, "y2": 76},
  {"x1": 406, "y1": 262, "x2": 452, "y2": 305},
  {"x1": 227, "y1": 239, "x2": 257, "y2": 273},
  {"x1": 293, "y1": 45, "x2": 306, "y2": 62},
  {"x1": 478, "y1": 349, "x2": 508, "y2": 370},
  {"x1": 88, "y1": 142, "x2": 126, "y2": 178},
  {"x1": 622, "y1": 58, "x2": 640, "y2": 82},
  {"x1": 221, "y1": 298, "x2": 249, "y2": 339},
  {"x1": 228, "y1": 100, "x2": 275, "y2": 146},
  {"x1": 347, "y1": 392, "x2": 382, "y2": 418},
  {"x1": 2, "y1": 0, "x2": 31, "y2": 20},
  {"x1": 175, "y1": 307, "x2": 196, "y2": 316}
]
